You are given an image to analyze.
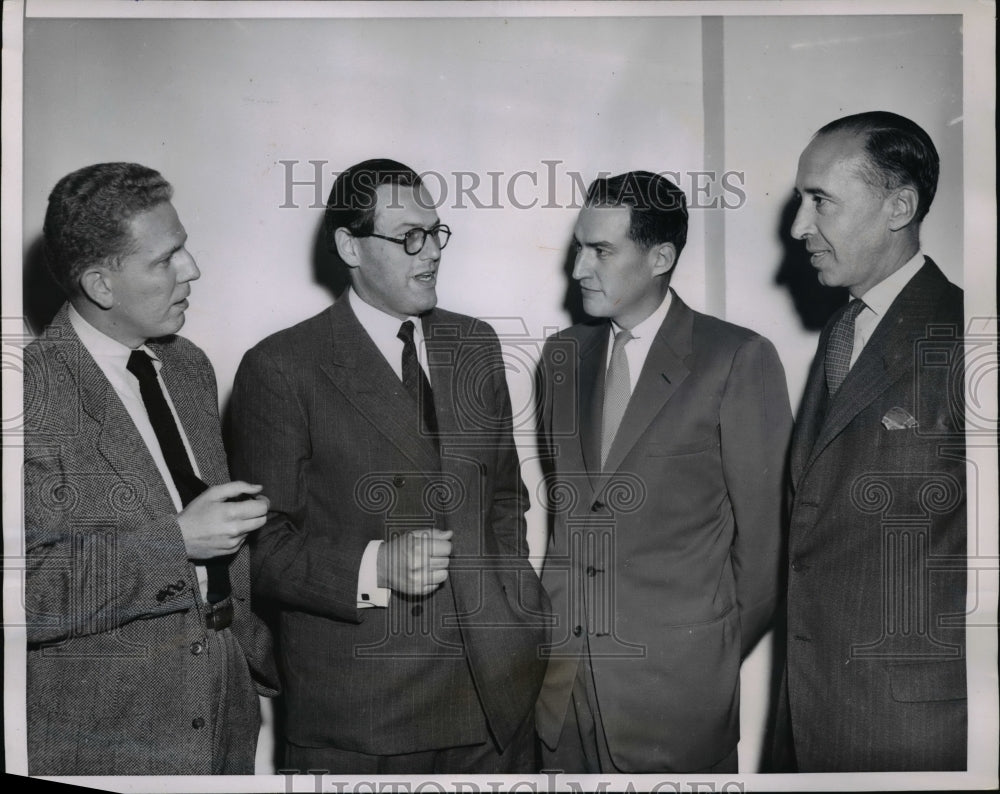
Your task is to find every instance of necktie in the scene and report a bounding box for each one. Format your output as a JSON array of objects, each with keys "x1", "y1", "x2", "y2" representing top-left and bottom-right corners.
[
  {"x1": 601, "y1": 328, "x2": 633, "y2": 468},
  {"x1": 127, "y1": 349, "x2": 230, "y2": 603},
  {"x1": 824, "y1": 298, "x2": 866, "y2": 397},
  {"x1": 397, "y1": 320, "x2": 439, "y2": 443}
]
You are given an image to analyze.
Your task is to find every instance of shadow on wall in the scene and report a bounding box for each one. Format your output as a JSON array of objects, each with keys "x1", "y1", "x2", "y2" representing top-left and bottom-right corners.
[
  {"x1": 23, "y1": 235, "x2": 66, "y2": 335},
  {"x1": 774, "y1": 194, "x2": 848, "y2": 331},
  {"x1": 561, "y1": 236, "x2": 588, "y2": 328}
]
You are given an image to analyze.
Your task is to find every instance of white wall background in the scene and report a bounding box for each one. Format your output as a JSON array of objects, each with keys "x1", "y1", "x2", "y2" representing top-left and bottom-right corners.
[{"x1": 16, "y1": 9, "x2": 970, "y2": 776}]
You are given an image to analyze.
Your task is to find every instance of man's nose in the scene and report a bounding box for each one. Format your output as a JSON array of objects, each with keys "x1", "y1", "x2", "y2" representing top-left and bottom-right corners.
[
  {"x1": 177, "y1": 249, "x2": 201, "y2": 282},
  {"x1": 571, "y1": 249, "x2": 591, "y2": 280},
  {"x1": 789, "y1": 203, "x2": 812, "y2": 240},
  {"x1": 419, "y1": 233, "x2": 442, "y2": 262}
]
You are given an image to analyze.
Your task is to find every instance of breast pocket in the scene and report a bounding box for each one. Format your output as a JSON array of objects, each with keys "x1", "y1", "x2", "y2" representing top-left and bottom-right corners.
[{"x1": 645, "y1": 429, "x2": 720, "y2": 457}]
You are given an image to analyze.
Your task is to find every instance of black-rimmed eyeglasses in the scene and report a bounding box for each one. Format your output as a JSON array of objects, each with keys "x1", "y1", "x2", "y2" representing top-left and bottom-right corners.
[{"x1": 361, "y1": 224, "x2": 452, "y2": 255}]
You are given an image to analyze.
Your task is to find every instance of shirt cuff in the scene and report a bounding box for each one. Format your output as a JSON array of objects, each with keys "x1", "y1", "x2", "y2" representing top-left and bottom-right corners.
[{"x1": 357, "y1": 540, "x2": 390, "y2": 608}]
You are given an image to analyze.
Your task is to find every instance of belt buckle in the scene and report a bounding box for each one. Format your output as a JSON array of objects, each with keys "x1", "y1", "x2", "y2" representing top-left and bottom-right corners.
[{"x1": 205, "y1": 600, "x2": 233, "y2": 631}]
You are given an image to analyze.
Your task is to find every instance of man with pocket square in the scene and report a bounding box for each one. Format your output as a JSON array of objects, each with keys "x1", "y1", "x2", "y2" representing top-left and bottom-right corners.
[
  {"x1": 779, "y1": 111, "x2": 967, "y2": 771},
  {"x1": 535, "y1": 170, "x2": 793, "y2": 773}
]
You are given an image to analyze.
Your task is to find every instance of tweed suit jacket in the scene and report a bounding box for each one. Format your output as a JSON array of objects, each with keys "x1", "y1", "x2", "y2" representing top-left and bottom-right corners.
[
  {"x1": 23, "y1": 304, "x2": 278, "y2": 776},
  {"x1": 228, "y1": 294, "x2": 550, "y2": 757},
  {"x1": 783, "y1": 258, "x2": 967, "y2": 771},
  {"x1": 535, "y1": 290, "x2": 793, "y2": 772}
]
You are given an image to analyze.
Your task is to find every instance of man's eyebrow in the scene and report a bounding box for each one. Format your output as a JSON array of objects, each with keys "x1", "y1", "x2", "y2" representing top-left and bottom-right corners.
[{"x1": 388, "y1": 217, "x2": 440, "y2": 232}]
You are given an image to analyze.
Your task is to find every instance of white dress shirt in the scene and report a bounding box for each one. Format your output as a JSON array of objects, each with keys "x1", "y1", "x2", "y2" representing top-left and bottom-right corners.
[
  {"x1": 606, "y1": 289, "x2": 674, "y2": 393},
  {"x1": 348, "y1": 288, "x2": 431, "y2": 608},
  {"x1": 851, "y1": 252, "x2": 925, "y2": 368},
  {"x1": 68, "y1": 304, "x2": 209, "y2": 598}
]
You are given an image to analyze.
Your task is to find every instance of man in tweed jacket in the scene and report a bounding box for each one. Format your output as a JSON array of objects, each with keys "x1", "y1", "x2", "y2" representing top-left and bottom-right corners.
[{"x1": 23, "y1": 162, "x2": 278, "y2": 775}]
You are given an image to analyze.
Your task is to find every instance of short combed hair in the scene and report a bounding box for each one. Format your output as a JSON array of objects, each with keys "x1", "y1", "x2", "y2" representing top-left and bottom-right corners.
[
  {"x1": 43, "y1": 162, "x2": 173, "y2": 296},
  {"x1": 324, "y1": 158, "x2": 423, "y2": 254},
  {"x1": 585, "y1": 171, "x2": 689, "y2": 259},
  {"x1": 817, "y1": 111, "x2": 940, "y2": 223}
]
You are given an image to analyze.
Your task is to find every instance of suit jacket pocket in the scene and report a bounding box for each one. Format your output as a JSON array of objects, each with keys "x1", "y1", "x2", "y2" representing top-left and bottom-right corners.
[
  {"x1": 645, "y1": 433, "x2": 719, "y2": 457},
  {"x1": 889, "y1": 659, "x2": 967, "y2": 703}
]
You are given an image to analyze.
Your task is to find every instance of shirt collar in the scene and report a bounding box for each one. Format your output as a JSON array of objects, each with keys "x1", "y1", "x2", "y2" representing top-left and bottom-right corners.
[
  {"x1": 857, "y1": 252, "x2": 924, "y2": 317},
  {"x1": 610, "y1": 289, "x2": 673, "y2": 340},
  {"x1": 348, "y1": 287, "x2": 424, "y2": 345},
  {"x1": 68, "y1": 303, "x2": 160, "y2": 366}
]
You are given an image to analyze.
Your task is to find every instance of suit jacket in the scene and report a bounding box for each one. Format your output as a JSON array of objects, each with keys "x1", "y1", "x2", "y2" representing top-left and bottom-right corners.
[
  {"x1": 784, "y1": 258, "x2": 967, "y2": 771},
  {"x1": 23, "y1": 304, "x2": 278, "y2": 776},
  {"x1": 228, "y1": 294, "x2": 549, "y2": 757},
  {"x1": 535, "y1": 290, "x2": 793, "y2": 772}
]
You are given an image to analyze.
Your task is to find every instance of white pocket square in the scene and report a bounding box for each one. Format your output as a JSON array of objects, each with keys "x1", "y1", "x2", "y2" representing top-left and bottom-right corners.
[{"x1": 882, "y1": 407, "x2": 918, "y2": 430}]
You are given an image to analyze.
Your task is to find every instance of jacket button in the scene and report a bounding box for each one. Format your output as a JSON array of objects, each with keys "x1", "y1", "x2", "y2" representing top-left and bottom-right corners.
[
  {"x1": 411, "y1": 605, "x2": 423, "y2": 617},
  {"x1": 393, "y1": 476, "x2": 405, "y2": 488},
  {"x1": 591, "y1": 500, "x2": 605, "y2": 512},
  {"x1": 192, "y1": 717, "x2": 206, "y2": 729},
  {"x1": 573, "y1": 625, "x2": 583, "y2": 636},
  {"x1": 190, "y1": 641, "x2": 205, "y2": 656},
  {"x1": 586, "y1": 566, "x2": 597, "y2": 577},
  {"x1": 793, "y1": 634, "x2": 812, "y2": 643},
  {"x1": 791, "y1": 560, "x2": 810, "y2": 572}
]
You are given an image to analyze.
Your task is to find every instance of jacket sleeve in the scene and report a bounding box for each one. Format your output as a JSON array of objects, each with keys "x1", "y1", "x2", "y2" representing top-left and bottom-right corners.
[
  {"x1": 229, "y1": 344, "x2": 367, "y2": 623},
  {"x1": 481, "y1": 328, "x2": 532, "y2": 561},
  {"x1": 719, "y1": 334, "x2": 793, "y2": 656}
]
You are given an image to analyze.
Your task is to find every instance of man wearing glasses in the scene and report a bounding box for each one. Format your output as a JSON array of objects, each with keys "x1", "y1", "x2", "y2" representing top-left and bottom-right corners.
[{"x1": 230, "y1": 159, "x2": 549, "y2": 773}]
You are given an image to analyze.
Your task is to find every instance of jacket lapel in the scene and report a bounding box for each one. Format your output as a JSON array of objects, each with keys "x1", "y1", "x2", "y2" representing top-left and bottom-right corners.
[
  {"x1": 152, "y1": 339, "x2": 228, "y2": 487},
  {"x1": 44, "y1": 307, "x2": 177, "y2": 518},
  {"x1": 576, "y1": 324, "x2": 607, "y2": 479},
  {"x1": 801, "y1": 259, "x2": 944, "y2": 477},
  {"x1": 318, "y1": 294, "x2": 441, "y2": 474},
  {"x1": 423, "y1": 312, "x2": 457, "y2": 445},
  {"x1": 790, "y1": 331, "x2": 831, "y2": 488},
  {"x1": 597, "y1": 290, "x2": 693, "y2": 484}
]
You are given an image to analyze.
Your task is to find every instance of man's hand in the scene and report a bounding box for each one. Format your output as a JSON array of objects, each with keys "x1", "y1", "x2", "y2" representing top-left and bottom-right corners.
[
  {"x1": 177, "y1": 481, "x2": 269, "y2": 559},
  {"x1": 377, "y1": 529, "x2": 453, "y2": 596}
]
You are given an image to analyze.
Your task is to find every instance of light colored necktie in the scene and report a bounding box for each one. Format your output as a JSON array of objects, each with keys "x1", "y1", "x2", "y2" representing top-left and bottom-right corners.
[
  {"x1": 824, "y1": 299, "x2": 866, "y2": 397},
  {"x1": 601, "y1": 328, "x2": 633, "y2": 467}
]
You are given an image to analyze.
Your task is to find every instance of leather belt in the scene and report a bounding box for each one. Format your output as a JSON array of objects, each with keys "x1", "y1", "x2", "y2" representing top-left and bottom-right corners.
[{"x1": 204, "y1": 599, "x2": 233, "y2": 631}]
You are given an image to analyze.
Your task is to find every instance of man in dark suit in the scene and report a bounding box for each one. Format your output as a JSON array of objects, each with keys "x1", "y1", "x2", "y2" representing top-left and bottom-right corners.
[
  {"x1": 781, "y1": 111, "x2": 967, "y2": 771},
  {"x1": 535, "y1": 171, "x2": 792, "y2": 773},
  {"x1": 229, "y1": 158, "x2": 549, "y2": 774},
  {"x1": 23, "y1": 162, "x2": 278, "y2": 775}
]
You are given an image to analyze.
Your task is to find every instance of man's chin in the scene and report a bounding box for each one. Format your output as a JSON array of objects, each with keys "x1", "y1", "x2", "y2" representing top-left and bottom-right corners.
[
  {"x1": 157, "y1": 315, "x2": 186, "y2": 338},
  {"x1": 412, "y1": 294, "x2": 438, "y2": 315},
  {"x1": 580, "y1": 296, "x2": 610, "y2": 319}
]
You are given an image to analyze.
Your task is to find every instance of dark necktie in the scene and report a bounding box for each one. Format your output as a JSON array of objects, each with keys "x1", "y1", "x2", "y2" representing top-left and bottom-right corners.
[
  {"x1": 825, "y1": 298, "x2": 866, "y2": 397},
  {"x1": 127, "y1": 349, "x2": 230, "y2": 603},
  {"x1": 601, "y1": 328, "x2": 633, "y2": 468},
  {"x1": 397, "y1": 320, "x2": 439, "y2": 443}
]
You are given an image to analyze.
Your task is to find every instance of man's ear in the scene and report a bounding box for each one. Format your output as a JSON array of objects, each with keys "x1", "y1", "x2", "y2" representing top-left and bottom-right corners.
[
  {"x1": 888, "y1": 185, "x2": 920, "y2": 231},
  {"x1": 334, "y1": 227, "x2": 361, "y2": 269},
  {"x1": 650, "y1": 242, "x2": 677, "y2": 278},
  {"x1": 78, "y1": 267, "x2": 114, "y2": 310}
]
